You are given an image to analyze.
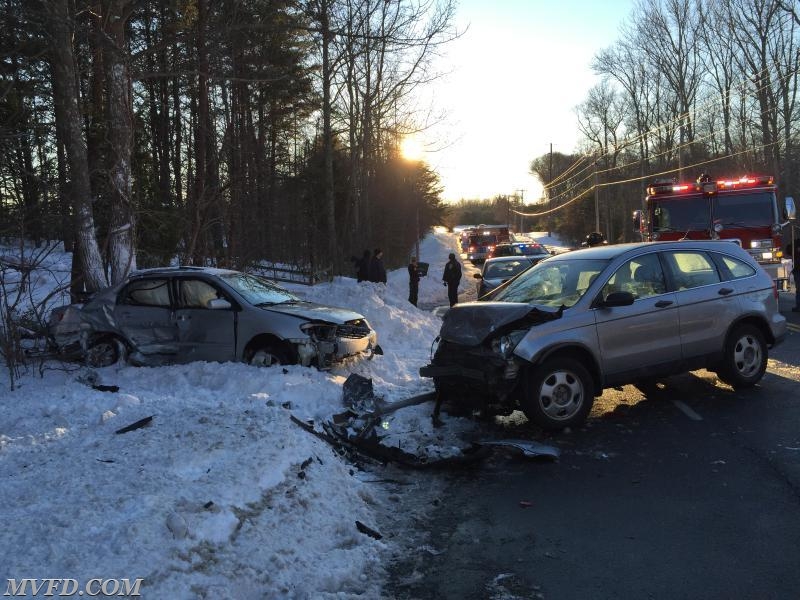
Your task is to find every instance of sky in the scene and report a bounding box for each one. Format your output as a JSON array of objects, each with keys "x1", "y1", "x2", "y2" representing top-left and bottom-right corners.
[
  {"x1": 0, "y1": 230, "x2": 566, "y2": 599},
  {"x1": 414, "y1": 0, "x2": 635, "y2": 204}
]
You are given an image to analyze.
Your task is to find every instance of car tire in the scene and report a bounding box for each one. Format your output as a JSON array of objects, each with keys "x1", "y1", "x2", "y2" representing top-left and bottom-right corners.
[
  {"x1": 522, "y1": 357, "x2": 594, "y2": 430},
  {"x1": 248, "y1": 344, "x2": 291, "y2": 367},
  {"x1": 85, "y1": 336, "x2": 124, "y2": 368},
  {"x1": 716, "y1": 324, "x2": 767, "y2": 389}
]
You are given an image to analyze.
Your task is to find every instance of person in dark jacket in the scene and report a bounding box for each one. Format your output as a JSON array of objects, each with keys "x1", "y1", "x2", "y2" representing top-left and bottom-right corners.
[
  {"x1": 442, "y1": 252, "x2": 462, "y2": 307},
  {"x1": 787, "y1": 240, "x2": 800, "y2": 312},
  {"x1": 351, "y1": 249, "x2": 371, "y2": 282},
  {"x1": 408, "y1": 256, "x2": 421, "y2": 306},
  {"x1": 368, "y1": 248, "x2": 387, "y2": 284}
]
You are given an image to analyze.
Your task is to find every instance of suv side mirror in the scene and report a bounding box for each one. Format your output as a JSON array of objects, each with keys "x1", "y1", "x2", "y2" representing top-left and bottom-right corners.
[
  {"x1": 785, "y1": 196, "x2": 797, "y2": 221},
  {"x1": 600, "y1": 291, "x2": 635, "y2": 307}
]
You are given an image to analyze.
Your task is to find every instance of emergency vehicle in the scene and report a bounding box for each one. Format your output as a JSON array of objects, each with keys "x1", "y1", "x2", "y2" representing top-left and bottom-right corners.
[
  {"x1": 633, "y1": 174, "x2": 796, "y2": 278},
  {"x1": 460, "y1": 224, "x2": 512, "y2": 263}
]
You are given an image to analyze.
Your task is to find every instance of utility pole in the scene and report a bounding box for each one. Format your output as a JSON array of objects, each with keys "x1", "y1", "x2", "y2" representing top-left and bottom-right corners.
[
  {"x1": 515, "y1": 189, "x2": 526, "y2": 233},
  {"x1": 548, "y1": 143, "x2": 553, "y2": 236},
  {"x1": 594, "y1": 160, "x2": 600, "y2": 233}
]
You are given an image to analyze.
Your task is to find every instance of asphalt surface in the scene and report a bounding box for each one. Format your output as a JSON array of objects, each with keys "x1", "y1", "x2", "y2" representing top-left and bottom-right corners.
[{"x1": 386, "y1": 287, "x2": 800, "y2": 600}]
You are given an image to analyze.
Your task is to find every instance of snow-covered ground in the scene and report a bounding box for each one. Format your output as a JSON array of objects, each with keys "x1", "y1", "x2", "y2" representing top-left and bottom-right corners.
[{"x1": 1, "y1": 230, "x2": 563, "y2": 598}]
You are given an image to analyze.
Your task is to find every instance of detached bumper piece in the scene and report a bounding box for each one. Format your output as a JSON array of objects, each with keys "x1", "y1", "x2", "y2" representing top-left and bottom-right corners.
[{"x1": 419, "y1": 363, "x2": 486, "y2": 381}]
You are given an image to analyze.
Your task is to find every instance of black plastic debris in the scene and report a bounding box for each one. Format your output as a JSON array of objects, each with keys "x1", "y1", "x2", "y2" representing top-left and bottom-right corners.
[
  {"x1": 343, "y1": 373, "x2": 377, "y2": 411},
  {"x1": 115, "y1": 415, "x2": 154, "y2": 434}
]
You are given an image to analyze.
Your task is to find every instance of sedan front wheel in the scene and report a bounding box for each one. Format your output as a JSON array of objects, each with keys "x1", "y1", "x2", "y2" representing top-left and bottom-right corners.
[
  {"x1": 248, "y1": 344, "x2": 290, "y2": 367},
  {"x1": 522, "y1": 357, "x2": 594, "y2": 430}
]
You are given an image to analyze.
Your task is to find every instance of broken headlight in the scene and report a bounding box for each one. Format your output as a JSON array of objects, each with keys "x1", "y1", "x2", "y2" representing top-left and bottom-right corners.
[
  {"x1": 300, "y1": 322, "x2": 336, "y2": 342},
  {"x1": 491, "y1": 330, "x2": 527, "y2": 358}
]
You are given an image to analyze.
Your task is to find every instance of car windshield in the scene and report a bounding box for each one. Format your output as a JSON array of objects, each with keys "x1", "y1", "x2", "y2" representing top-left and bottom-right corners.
[
  {"x1": 219, "y1": 272, "x2": 299, "y2": 305},
  {"x1": 483, "y1": 259, "x2": 531, "y2": 280},
  {"x1": 492, "y1": 258, "x2": 609, "y2": 307}
]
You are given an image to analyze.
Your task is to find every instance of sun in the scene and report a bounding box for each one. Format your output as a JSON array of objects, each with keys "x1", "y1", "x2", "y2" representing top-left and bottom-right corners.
[{"x1": 400, "y1": 135, "x2": 425, "y2": 161}]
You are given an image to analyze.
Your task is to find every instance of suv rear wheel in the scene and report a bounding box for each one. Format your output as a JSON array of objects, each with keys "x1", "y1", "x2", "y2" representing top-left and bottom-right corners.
[
  {"x1": 716, "y1": 324, "x2": 767, "y2": 389},
  {"x1": 521, "y1": 357, "x2": 594, "y2": 430}
]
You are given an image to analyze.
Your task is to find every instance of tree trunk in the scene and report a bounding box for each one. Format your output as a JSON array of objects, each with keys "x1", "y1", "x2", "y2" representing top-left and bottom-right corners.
[
  {"x1": 43, "y1": 0, "x2": 106, "y2": 292},
  {"x1": 103, "y1": 0, "x2": 137, "y2": 283}
]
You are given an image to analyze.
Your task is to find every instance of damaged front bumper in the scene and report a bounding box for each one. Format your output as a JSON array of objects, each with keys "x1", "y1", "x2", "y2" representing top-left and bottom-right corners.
[
  {"x1": 294, "y1": 328, "x2": 380, "y2": 369},
  {"x1": 419, "y1": 338, "x2": 524, "y2": 408}
]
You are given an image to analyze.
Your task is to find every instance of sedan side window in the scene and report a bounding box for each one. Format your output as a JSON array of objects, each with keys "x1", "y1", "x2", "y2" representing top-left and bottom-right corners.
[
  {"x1": 664, "y1": 251, "x2": 721, "y2": 289},
  {"x1": 178, "y1": 279, "x2": 221, "y2": 309},
  {"x1": 119, "y1": 278, "x2": 171, "y2": 307}
]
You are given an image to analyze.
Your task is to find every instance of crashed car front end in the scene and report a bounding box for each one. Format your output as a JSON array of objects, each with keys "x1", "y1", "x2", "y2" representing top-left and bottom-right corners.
[
  {"x1": 292, "y1": 317, "x2": 379, "y2": 369},
  {"x1": 420, "y1": 302, "x2": 563, "y2": 413}
]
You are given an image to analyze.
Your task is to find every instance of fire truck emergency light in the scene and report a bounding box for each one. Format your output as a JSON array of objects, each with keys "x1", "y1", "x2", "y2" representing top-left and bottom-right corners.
[{"x1": 647, "y1": 174, "x2": 774, "y2": 196}]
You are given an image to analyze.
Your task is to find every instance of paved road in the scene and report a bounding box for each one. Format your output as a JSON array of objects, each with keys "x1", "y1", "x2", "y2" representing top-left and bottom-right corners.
[{"x1": 387, "y1": 289, "x2": 800, "y2": 600}]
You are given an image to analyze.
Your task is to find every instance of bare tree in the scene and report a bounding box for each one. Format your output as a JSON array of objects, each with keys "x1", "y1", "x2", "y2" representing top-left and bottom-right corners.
[
  {"x1": 34, "y1": 0, "x2": 106, "y2": 292},
  {"x1": 101, "y1": 0, "x2": 138, "y2": 282}
]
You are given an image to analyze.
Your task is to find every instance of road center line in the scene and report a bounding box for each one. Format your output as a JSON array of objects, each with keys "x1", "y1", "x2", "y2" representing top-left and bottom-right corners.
[{"x1": 672, "y1": 399, "x2": 703, "y2": 421}]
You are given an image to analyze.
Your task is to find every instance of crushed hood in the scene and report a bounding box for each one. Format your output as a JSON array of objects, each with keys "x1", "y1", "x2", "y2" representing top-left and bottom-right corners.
[
  {"x1": 439, "y1": 302, "x2": 562, "y2": 346},
  {"x1": 262, "y1": 301, "x2": 365, "y2": 324}
]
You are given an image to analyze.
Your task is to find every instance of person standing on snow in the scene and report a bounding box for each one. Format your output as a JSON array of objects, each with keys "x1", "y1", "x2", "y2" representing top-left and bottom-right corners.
[
  {"x1": 368, "y1": 248, "x2": 387, "y2": 284},
  {"x1": 442, "y1": 252, "x2": 462, "y2": 307},
  {"x1": 408, "y1": 256, "x2": 421, "y2": 306},
  {"x1": 351, "y1": 249, "x2": 371, "y2": 282}
]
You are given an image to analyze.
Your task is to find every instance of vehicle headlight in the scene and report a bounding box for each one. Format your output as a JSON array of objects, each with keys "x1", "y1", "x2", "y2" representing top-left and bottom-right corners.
[
  {"x1": 491, "y1": 330, "x2": 527, "y2": 358},
  {"x1": 300, "y1": 322, "x2": 336, "y2": 341}
]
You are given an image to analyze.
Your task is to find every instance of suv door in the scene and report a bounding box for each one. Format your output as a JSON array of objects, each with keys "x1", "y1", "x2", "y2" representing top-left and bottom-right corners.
[
  {"x1": 115, "y1": 277, "x2": 178, "y2": 356},
  {"x1": 660, "y1": 249, "x2": 739, "y2": 359},
  {"x1": 173, "y1": 277, "x2": 236, "y2": 362},
  {"x1": 594, "y1": 252, "x2": 682, "y2": 381}
]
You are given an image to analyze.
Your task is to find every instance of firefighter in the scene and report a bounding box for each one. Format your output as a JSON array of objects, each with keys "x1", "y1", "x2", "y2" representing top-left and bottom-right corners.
[{"x1": 584, "y1": 231, "x2": 606, "y2": 247}]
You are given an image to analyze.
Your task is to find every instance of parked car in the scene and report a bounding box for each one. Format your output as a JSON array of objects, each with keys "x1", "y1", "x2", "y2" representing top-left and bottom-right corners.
[
  {"x1": 485, "y1": 243, "x2": 524, "y2": 259},
  {"x1": 513, "y1": 241, "x2": 552, "y2": 259},
  {"x1": 421, "y1": 241, "x2": 786, "y2": 430},
  {"x1": 50, "y1": 266, "x2": 380, "y2": 369},
  {"x1": 473, "y1": 256, "x2": 537, "y2": 298},
  {"x1": 486, "y1": 242, "x2": 551, "y2": 260}
]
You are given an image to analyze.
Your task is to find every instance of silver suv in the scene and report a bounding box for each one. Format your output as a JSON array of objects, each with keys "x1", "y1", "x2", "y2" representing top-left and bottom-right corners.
[{"x1": 420, "y1": 241, "x2": 786, "y2": 430}]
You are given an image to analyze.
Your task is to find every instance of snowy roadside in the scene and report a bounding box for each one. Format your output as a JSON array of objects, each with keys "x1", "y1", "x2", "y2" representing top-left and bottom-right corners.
[{"x1": 0, "y1": 230, "x2": 486, "y2": 598}]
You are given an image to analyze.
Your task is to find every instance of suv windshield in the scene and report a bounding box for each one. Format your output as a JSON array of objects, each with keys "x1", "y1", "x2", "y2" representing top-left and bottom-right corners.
[
  {"x1": 492, "y1": 258, "x2": 609, "y2": 307},
  {"x1": 220, "y1": 273, "x2": 298, "y2": 305}
]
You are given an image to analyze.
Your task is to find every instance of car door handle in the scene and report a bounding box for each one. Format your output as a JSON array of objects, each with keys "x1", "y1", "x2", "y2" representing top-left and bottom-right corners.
[
  {"x1": 718, "y1": 287, "x2": 734, "y2": 296},
  {"x1": 654, "y1": 300, "x2": 673, "y2": 308}
]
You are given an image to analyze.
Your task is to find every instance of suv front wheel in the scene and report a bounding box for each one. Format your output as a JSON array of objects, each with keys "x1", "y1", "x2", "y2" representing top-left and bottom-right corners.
[{"x1": 521, "y1": 357, "x2": 594, "y2": 430}]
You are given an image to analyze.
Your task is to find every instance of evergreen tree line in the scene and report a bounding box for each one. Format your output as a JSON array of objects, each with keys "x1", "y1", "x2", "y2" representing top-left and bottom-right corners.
[
  {"x1": 0, "y1": 0, "x2": 455, "y2": 295},
  {"x1": 528, "y1": 0, "x2": 800, "y2": 248}
]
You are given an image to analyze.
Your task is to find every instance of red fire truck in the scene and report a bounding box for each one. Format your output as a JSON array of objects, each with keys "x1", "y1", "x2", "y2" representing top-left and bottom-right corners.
[
  {"x1": 459, "y1": 224, "x2": 512, "y2": 263},
  {"x1": 634, "y1": 174, "x2": 796, "y2": 278}
]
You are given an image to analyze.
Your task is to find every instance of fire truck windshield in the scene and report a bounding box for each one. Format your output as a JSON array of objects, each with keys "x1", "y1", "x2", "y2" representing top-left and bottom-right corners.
[
  {"x1": 652, "y1": 191, "x2": 775, "y2": 232},
  {"x1": 652, "y1": 198, "x2": 710, "y2": 232},
  {"x1": 711, "y1": 192, "x2": 775, "y2": 227}
]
